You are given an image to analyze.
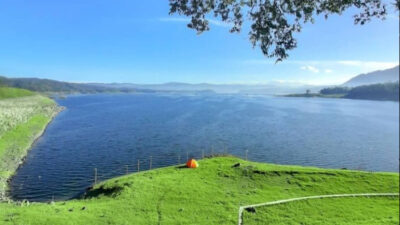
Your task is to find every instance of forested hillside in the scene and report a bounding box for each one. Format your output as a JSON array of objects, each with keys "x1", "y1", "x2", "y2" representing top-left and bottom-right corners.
[
  {"x1": 0, "y1": 76, "x2": 136, "y2": 93},
  {"x1": 319, "y1": 82, "x2": 399, "y2": 101}
]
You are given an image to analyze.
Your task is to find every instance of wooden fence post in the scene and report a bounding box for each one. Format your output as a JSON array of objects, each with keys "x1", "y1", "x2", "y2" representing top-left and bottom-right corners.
[
  {"x1": 94, "y1": 168, "x2": 97, "y2": 186},
  {"x1": 150, "y1": 156, "x2": 152, "y2": 170}
]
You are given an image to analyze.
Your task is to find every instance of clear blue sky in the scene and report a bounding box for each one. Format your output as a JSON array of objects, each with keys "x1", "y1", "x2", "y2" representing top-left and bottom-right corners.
[{"x1": 0, "y1": 0, "x2": 398, "y2": 85}]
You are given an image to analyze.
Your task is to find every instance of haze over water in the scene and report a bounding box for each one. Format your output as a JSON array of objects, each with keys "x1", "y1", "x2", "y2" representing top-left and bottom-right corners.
[{"x1": 10, "y1": 93, "x2": 399, "y2": 201}]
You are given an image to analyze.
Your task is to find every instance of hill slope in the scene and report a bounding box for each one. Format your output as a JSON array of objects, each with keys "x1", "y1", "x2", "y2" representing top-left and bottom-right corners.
[
  {"x1": 0, "y1": 87, "x2": 35, "y2": 99},
  {"x1": 343, "y1": 66, "x2": 399, "y2": 87},
  {"x1": 317, "y1": 82, "x2": 399, "y2": 101},
  {"x1": 0, "y1": 157, "x2": 398, "y2": 224},
  {"x1": 0, "y1": 76, "x2": 137, "y2": 93},
  {"x1": 0, "y1": 89, "x2": 60, "y2": 199}
]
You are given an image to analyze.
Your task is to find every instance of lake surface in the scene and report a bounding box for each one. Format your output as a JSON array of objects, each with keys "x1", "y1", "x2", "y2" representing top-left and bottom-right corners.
[{"x1": 9, "y1": 94, "x2": 399, "y2": 201}]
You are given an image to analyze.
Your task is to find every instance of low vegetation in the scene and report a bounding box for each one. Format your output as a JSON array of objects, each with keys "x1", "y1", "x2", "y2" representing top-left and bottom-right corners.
[
  {"x1": 0, "y1": 157, "x2": 398, "y2": 224},
  {"x1": 0, "y1": 88, "x2": 60, "y2": 199},
  {"x1": 0, "y1": 94, "x2": 57, "y2": 136}
]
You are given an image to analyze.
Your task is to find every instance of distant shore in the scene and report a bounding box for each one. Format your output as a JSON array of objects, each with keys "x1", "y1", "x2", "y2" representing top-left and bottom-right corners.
[
  {"x1": 283, "y1": 82, "x2": 399, "y2": 102},
  {"x1": 282, "y1": 93, "x2": 344, "y2": 99}
]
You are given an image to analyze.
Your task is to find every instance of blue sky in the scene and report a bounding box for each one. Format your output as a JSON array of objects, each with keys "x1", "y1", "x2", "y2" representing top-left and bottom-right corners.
[{"x1": 0, "y1": 0, "x2": 398, "y2": 85}]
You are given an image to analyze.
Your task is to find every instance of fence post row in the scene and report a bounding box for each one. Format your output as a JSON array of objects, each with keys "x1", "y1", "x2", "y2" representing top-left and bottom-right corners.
[{"x1": 92, "y1": 149, "x2": 242, "y2": 185}]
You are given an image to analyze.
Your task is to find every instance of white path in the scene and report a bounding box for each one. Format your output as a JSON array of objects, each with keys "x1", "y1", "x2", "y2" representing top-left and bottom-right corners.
[{"x1": 238, "y1": 193, "x2": 400, "y2": 225}]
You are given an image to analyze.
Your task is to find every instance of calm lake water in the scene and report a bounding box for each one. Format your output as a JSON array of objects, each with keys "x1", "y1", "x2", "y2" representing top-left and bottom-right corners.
[{"x1": 9, "y1": 93, "x2": 399, "y2": 201}]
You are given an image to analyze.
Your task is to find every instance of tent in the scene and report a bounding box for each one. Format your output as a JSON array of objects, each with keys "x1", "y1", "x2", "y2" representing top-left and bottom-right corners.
[{"x1": 186, "y1": 159, "x2": 199, "y2": 168}]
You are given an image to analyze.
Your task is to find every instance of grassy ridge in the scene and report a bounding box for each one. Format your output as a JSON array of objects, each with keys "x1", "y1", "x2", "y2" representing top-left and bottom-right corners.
[
  {"x1": 0, "y1": 87, "x2": 34, "y2": 99},
  {"x1": 243, "y1": 196, "x2": 399, "y2": 224},
  {"x1": 0, "y1": 90, "x2": 60, "y2": 199},
  {"x1": 0, "y1": 157, "x2": 398, "y2": 224}
]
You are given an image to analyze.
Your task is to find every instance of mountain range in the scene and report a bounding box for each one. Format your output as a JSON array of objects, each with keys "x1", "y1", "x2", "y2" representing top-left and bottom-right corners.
[
  {"x1": 0, "y1": 76, "x2": 137, "y2": 93},
  {"x1": 1, "y1": 65, "x2": 398, "y2": 95},
  {"x1": 343, "y1": 65, "x2": 399, "y2": 87}
]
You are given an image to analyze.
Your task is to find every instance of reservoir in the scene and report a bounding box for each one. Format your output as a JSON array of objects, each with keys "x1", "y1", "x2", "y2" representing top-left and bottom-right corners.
[{"x1": 9, "y1": 93, "x2": 399, "y2": 201}]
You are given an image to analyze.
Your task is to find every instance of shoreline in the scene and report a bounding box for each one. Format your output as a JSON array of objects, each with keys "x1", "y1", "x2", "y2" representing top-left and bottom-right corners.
[
  {"x1": 0, "y1": 104, "x2": 65, "y2": 201},
  {"x1": 281, "y1": 93, "x2": 399, "y2": 102}
]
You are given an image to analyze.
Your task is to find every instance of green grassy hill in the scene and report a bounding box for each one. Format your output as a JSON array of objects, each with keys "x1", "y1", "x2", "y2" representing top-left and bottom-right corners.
[
  {"x1": 0, "y1": 157, "x2": 398, "y2": 225},
  {"x1": 0, "y1": 88, "x2": 60, "y2": 199},
  {"x1": 0, "y1": 87, "x2": 35, "y2": 99}
]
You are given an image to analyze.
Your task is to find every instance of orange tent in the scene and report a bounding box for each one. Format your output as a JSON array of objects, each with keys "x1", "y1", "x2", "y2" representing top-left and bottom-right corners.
[{"x1": 186, "y1": 159, "x2": 199, "y2": 168}]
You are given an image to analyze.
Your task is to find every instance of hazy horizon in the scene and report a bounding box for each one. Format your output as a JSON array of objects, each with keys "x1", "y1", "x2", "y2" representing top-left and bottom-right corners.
[{"x1": 2, "y1": 65, "x2": 399, "y2": 87}]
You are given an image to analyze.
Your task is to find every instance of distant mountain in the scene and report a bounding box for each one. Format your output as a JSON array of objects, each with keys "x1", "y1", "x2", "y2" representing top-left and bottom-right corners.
[
  {"x1": 0, "y1": 75, "x2": 327, "y2": 95},
  {"x1": 93, "y1": 82, "x2": 326, "y2": 95},
  {"x1": 0, "y1": 76, "x2": 137, "y2": 93},
  {"x1": 343, "y1": 66, "x2": 399, "y2": 87}
]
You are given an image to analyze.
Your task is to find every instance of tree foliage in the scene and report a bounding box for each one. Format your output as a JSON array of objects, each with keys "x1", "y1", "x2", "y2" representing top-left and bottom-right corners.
[
  {"x1": 169, "y1": 0, "x2": 392, "y2": 61},
  {"x1": 320, "y1": 86, "x2": 349, "y2": 95},
  {"x1": 319, "y1": 82, "x2": 399, "y2": 101},
  {"x1": 345, "y1": 82, "x2": 399, "y2": 101}
]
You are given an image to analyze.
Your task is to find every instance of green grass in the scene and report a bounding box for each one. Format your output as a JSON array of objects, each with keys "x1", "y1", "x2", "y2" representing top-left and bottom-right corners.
[
  {"x1": 243, "y1": 196, "x2": 399, "y2": 225},
  {"x1": 0, "y1": 87, "x2": 34, "y2": 99},
  {"x1": 0, "y1": 115, "x2": 53, "y2": 194},
  {"x1": 0, "y1": 92, "x2": 60, "y2": 199},
  {"x1": 0, "y1": 157, "x2": 398, "y2": 224}
]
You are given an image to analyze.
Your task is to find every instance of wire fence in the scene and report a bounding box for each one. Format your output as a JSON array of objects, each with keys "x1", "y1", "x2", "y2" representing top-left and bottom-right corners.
[
  {"x1": 4, "y1": 147, "x2": 250, "y2": 203},
  {"x1": 88, "y1": 148, "x2": 250, "y2": 187}
]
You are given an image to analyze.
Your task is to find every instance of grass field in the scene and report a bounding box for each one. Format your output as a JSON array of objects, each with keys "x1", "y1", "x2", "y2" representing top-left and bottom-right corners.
[
  {"x1": 0, "y1": 87, "x2": 34, "y2": 100},
  {"x1": 242, "y1": 196, "x2": 399, "y2": 225},
  {"x1": 0, "y1": 88, "x2": 60, "y2": 199},
  {"x1": 0, "y1": 156, "x2": 398, "y2": 225}
]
